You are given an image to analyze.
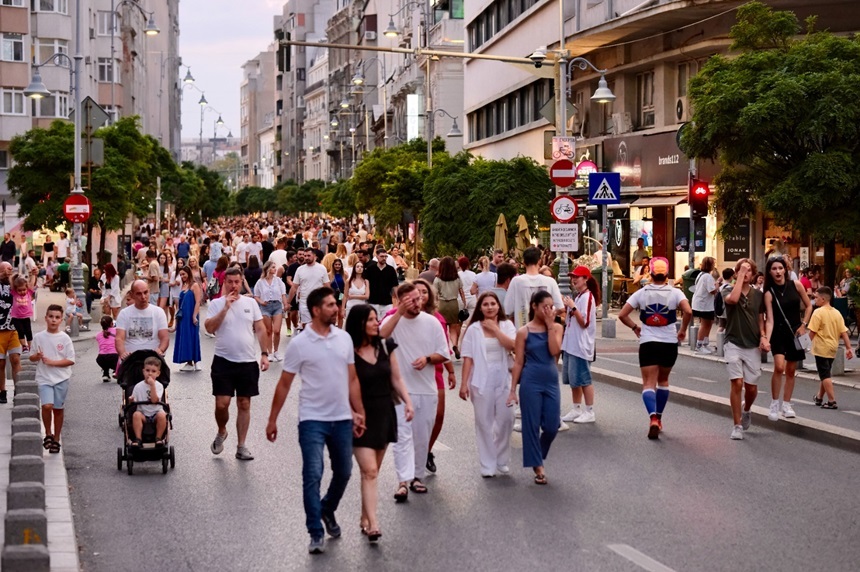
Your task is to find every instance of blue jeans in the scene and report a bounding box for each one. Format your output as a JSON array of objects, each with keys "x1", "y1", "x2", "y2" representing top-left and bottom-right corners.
[{"x1": 298, "y1": 420, "x2": 353, "y2": 539}]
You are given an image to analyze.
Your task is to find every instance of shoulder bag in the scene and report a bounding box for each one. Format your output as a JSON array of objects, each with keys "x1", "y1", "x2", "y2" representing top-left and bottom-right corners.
[{"x1": 771, "y1": 289, "x2": 810, "y2": 352}]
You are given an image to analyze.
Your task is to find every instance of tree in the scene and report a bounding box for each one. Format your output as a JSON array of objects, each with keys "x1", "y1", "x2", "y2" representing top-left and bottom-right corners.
[
  {"x1": 275, "y1": 179, "x2": 324, "y2": 215},
  {"x1": 319, "y1": 179, "x2": 357, "y2": 218},
  {"x1": 682, "y1": 1, "x2": 860, "y2": 283}
]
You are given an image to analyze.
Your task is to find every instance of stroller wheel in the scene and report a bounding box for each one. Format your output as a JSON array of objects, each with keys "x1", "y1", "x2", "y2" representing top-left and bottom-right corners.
[
  {"x1": 117, "y1": 447, "x2": 123, "y2": 471},
  {"x1": 162, "y1": 457, "x2": 169, "y2": 474},
  {"x1": 127, "y1": 458, "x2": 134, "y2": 476},
  {"x1": 118, "y1": 412, "x2": 124, "y2": 429},
  {"x1": 169, "y1": 446, "x2": 175, "y2": 469}
]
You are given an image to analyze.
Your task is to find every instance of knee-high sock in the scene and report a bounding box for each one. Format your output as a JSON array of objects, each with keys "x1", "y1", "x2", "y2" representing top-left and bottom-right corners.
[
  {"x1": 642, "y1": 389, "x2": 657, "y2": 417},
  {"x1": 656, "y1": 387, "x2": 670, "y2": 415}
]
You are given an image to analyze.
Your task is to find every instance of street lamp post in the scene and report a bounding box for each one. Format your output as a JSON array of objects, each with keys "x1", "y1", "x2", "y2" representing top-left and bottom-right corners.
[
  {"x1": 158, "y1": 57, "x2": 193, "y2": 150},
  {"x1": 109, "y1": 0, "x2": 159, "y2": 123},
  {"x1": 351, "y1": 57, "x2": 389, "y2": 148}
]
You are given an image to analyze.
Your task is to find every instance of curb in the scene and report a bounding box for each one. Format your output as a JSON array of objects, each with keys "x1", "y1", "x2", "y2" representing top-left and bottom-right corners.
[{"x1": 591, "y1": 366, "x2": 860, "y2": 454}]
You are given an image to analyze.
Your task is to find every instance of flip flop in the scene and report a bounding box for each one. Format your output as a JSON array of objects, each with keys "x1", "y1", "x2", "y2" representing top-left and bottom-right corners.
[
  {"x1": 43, "y1": 435, "x2": 54, "y2": 450},
  {"x1": 534, "y1": 474, "x2": 548, "y2": 485}
]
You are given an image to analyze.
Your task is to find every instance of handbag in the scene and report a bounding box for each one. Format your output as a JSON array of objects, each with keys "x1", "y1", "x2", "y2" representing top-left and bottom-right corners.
[
  {"x1": 771, "y1": 288, "x2": 809, "y2": 352},
  {"x1": 458, "y1": 309, "x2": 470, "y2": 323}
]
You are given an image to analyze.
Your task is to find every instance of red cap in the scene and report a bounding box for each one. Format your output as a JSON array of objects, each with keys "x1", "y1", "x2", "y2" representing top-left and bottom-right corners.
[{"x1": 569, "y1": 266, "x2": 592, "y2": 279}]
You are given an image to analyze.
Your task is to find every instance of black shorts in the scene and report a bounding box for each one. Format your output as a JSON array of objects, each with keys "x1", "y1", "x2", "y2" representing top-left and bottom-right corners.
[
  {"x1": 769, "y1": 329, "x2": 806, "y2": 362},
  {"x1": 12, "y1": 317, "x2": 32, "y2": 342},
  {"x1": 692, "y1": 310, "x2": 715, "y2": 321},
  {"x1": 639, "y1": 342, "x2": 679, "y2": 368},
  {"x1": 815, "y1": 356, "x2": 834, "y2": 381},
  {"x1": 211, "y1": 355, "x2": 260, "y2": 397}
]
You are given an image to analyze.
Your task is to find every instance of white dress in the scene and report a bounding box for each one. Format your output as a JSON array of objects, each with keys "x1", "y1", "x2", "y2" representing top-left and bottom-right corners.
[{"x1": 345, "y1": 281, "x2": 367, "y2": 317}]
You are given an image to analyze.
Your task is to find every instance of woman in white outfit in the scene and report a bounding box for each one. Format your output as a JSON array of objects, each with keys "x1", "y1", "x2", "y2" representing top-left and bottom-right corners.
[
  {"x1": 344, "y1": 261, "x2": 369, "y2": 322},
  {"x1": 459, "y1": 291, "x2": 517, "y2": 477},
  {"x1": 458, "y1": 256, "x2": 478, "y2": 320},
  {"x1": 473, "y1": 256, "x2": 497, "y2": 296}
]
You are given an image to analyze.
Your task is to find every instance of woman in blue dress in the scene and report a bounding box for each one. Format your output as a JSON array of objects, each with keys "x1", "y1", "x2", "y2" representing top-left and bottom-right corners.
[
  {"x1": 507, "y1": 290, "x2": 563, "y2": 485},
  {"x1": 173, "y1": 266, "x2": 202, "y2": 372}
]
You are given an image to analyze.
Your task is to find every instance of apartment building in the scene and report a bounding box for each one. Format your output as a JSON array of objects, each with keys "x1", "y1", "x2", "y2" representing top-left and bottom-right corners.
[
  {"x1": 303, "y1": 48, "x2": 330, "y2": 182},
  {"x1": 464, "y1": 0, "x2": 860, "y2": 276},
  {"x1": 239, "y1": 48, "x2": 276, "y2": 188}
]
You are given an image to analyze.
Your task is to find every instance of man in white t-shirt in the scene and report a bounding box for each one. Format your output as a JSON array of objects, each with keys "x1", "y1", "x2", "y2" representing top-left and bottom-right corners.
[
  {"x1": 266, "y1": 286, "x2": 365, "y2": 554},
  {"x1": 236, "y1": 234, "x2": 250, "y2": 267},
  {"x1": 268, "y1": 237, "x2": 289, "y2": 269},
  {"x1": 115, "y1": 280, "x2": 169, "y2": 360},
  {"x1": 504, "y1": 247, "x2": 563, "y2": 328},
  {"x1": 245, "y1": 233, "x2": 263, "y2": 265},
  {"x1": 205, "y1": 268, "x2": 269, "y2": 461},
  {"x1": 381, "y1": 282, "x2": 449, "y2": 496},
  {"x1": 286, "y1": 254, "x2": 330, "y2": 327},
  {"x1": 55, "y1": 232, "x2": 70, "y2": 263}
]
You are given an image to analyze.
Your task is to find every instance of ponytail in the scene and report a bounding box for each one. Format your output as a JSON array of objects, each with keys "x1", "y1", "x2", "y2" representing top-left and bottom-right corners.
[
  {"x1": 586, "y1": 277, "x2": 601, "y2": 306},
  {"x1": 100, "y1": 315, "x2": 113, "y2": 337}
]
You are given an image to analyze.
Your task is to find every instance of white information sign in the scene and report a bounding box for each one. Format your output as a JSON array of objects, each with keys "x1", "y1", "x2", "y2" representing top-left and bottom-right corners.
[{"x1": 550, "y1": 224, "x2": 579, "y2": 252}]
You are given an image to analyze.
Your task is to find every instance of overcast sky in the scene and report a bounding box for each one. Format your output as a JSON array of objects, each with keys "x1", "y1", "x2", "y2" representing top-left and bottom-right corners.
[{"x1": 179, "y1": 0, "x2": 282, "y2": 140}]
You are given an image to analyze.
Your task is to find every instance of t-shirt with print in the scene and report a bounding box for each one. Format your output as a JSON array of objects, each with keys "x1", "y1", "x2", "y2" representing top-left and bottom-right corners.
[
  {"x1": 31, "y1": 330, "x2": 75, "y2": 386},
  {"x1": 504, "y1": 273, "x2": 564, "y2": 329},
  {"x1": 389, "y1": 312, "x2": 450, "y2": 396},
  {"x1": 206, "y1": 295, "x2": 262, "y2": 363},
  {"x1": 0, "y1": 282, "x2": 17, "y2": 331},
  {"x1": 10, "y1": 288, "x2": 34, "y2": 319},
  {"x1": 723, "y1": 287, "x2": 765, "y2": 348},
  {"x1": 808, "y1": 305, "x2": 847, "y2": 359},
  {"x1": 625, "y1": 284, "x2": 687, "y2": 344},
  {"x1": 131, "y1": 380, "x2": 164, "y2": 417},
  {"x1": 116, "y1": 304, "x2": 169, "y2": 354},
  {"x1": 281, "y1": 325, "x2": 354, "y2": 422}
]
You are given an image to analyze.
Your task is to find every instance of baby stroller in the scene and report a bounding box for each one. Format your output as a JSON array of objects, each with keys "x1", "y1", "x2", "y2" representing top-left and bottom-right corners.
[{"x1": 116, "y1": 350, "x2": 175, "y2": 475}]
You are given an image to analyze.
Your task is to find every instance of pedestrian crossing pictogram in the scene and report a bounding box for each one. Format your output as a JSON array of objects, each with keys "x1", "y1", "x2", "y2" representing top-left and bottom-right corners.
[
  {"x1": 588, "y1": 172, "x2": 621, "y2": 205},
  {"x1": 593, "y1": 179, "x2": 617, "y2": 200}
]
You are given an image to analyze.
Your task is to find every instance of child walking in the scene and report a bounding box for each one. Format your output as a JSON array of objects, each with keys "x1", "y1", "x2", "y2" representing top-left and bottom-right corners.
[
  {"x1": 64, "y1": 288, "x2": 86, "y2": 331},
  {"x1": 95, "y1": 315, "x2": 119, "y2": 382},
  {"x1": 11, "y1": 272, "x2": 37, "y2": 354},
  {"x1": 808, "y1": 287, "x2": 854, "y2": 409},
  {"x1": 30, "y1": 304, "x2": 76, "y2": 454}
]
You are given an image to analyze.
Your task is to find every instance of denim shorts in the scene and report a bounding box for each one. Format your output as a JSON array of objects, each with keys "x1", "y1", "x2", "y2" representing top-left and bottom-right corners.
[
  {"x1": 39, "y1": 380, "x2": 69, "y2": 409},
  {"x1": 259, "y1": 300, "x2": 284, "y2": 318},
  {"x1": 561, "y1": 352, "x2": 592, "y2": 387}
]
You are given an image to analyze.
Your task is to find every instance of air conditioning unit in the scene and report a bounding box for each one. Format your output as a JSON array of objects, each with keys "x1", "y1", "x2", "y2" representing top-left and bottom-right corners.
[
  {"x1": 675, "y1": 96, "x2": 691, "y2": 122},
  {"x1": 612, "y1": 112, "x2": 633, "y2": 134},
  {"x1": 364, "y1": 31, "x2": 377, "y2": 41}
]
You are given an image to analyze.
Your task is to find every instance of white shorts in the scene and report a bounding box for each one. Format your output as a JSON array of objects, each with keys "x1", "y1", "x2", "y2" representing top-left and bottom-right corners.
[
  {"x1": 724, "y1": 341, "x2": 762, "y2": 384},
  {"x1": 298, "y1": 300, "x2": 311, "y2": 325}
]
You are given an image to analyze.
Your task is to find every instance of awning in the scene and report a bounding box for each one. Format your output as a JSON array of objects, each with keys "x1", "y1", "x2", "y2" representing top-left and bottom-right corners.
[{"x1": 630, "y1": 196, "x2": 685, "y2": 208}]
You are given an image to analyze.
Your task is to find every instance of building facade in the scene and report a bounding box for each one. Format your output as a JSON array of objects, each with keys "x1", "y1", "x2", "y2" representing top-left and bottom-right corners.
[{"x1": 239, "y1": 48, "x2": 276, "y2": 188}]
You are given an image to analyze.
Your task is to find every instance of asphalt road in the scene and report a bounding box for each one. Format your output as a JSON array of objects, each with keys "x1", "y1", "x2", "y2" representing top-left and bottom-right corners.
[{"x1": 62, "y1": 330, "x2": 860, "y2": 572}]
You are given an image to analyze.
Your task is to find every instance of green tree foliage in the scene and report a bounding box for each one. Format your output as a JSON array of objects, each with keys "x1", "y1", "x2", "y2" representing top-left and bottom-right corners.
[
  {"x1": 421, "y1": 153, "x2": 553, "y2": 259},
  {"x1": 274, "y1": 179, "x2": 324, "y2": 215},
  {"x1": 236, "y1": 186, "x2": 277, "y2": 214},
  {"x1": 319, "y1": 179, "x2": 357, "y2": 218},
  {"x1": 682, "y1": 1, "x2": 860, "y2": 281},
  {"x1": 195, "y1": 165, "x2": 232, "y2": 222}
]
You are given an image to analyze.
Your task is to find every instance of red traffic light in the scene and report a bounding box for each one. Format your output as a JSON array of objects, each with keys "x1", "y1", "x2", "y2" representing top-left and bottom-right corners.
[
  {"x1": 691, "y1": 180, "x2": 710, "y2": 196},
  {"x1": 689, "y1": 179, "x2": 711, "y2": 218}
]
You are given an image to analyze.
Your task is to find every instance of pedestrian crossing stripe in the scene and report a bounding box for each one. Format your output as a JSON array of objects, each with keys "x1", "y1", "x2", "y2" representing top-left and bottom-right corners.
[{"x1": 593, "y1": 178, "x2": 617, "y2": 200}]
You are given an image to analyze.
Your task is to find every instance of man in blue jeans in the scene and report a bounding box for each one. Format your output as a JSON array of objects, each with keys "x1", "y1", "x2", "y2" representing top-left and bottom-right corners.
[{"x1": 266, "y1": 286, "x2": 366, "y2": 554}]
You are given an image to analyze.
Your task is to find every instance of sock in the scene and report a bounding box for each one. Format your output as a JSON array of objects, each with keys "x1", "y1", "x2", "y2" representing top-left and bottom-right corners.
[
  {"x1": 656, "y1": 387, "x2": 670, "y2": 414},
  {"x1": 696, "y1": 340, "x2": 702, "y2": 348},
  {"x1": 703, "y1": 337, "x2": 710, "y2": 347},
  {"x1": 642, "y1": 389, "x2": 657, "y2": 416},
  {"x1": 586, "y1": 405, "x2": 593, "y2": 412}
]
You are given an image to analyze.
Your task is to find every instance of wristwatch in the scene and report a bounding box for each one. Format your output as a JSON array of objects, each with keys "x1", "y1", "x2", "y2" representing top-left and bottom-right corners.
[{"x1": 425, "y1": 355, "x2": 433, "y2": 364}]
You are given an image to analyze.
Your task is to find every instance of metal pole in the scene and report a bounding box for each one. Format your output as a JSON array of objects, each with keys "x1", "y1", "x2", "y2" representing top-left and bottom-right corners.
[
  {"x1": 110, "y1": 0, "x2": 115, "y2": 122},
  {"x1": 155, "y1": 177, "x2": 162, "y2": 233},
  {"x1": 688, "y1": 162, "x2": 696, "y2": 269},
  {"x1": 601, "y1": 205, "x2": 609, "y2": 319},
  {"x1": 70, "y1": 0, "x2": 86, "y2": 337},
  {"x1": 199, "y1": 105, "x2": 204, "y2": 164},
  {"x1": 556, "y1": 55, "x2": 571, "y2": 297},
  {"x1": 382, "y1": 66, "x2": 388, "y2": 148}
]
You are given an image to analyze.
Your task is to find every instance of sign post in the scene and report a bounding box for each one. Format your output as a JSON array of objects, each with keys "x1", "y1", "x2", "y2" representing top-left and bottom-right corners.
[{"x1": 589, "y1": 172, "x2": 621, "y2": 338}]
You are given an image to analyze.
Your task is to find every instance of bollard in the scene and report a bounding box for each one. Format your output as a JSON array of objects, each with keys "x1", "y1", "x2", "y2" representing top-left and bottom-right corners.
[
  {"x1": 13, "y1": 393, "x2": 39, "y2": 408},
  {"x1": 9, "y1": 456, "x2": 44, "y2": 484},
  {"x1": 833, "y1": 345, "x2": 846, "y2": 377},
  {"x1": 11, "y1": 404, "x2": 40, "y2": 421},
  {"x1": 1, "y1": 545, "x2": 50, "y2": 572},
  {"x1": 601, "y1": 317, "x2": 617, "y2": 339},
  {"x1": 15, "y1": 369, "x2": 35, "y2": 381},
  {"x1": 13, "y1": 381, "x2": 38, "y2": 396},
  {"x1": 11, "y1": 433, "x2": 43, "y2": 457},
  {"x1": 6, "y1": 482, "x2": 45, "y2": 511},
  {"x1": 689, "y1": 325, "x2": 699, "y2": 350},
  {"x1": 4, "y1": 508, "x2": 48, "y2": 546},
  {"x1": 716, "y1": 331, "x2": 726, "y2": 357},
  {"x1": 11, "y1": 418, "x2": 41, "y2": 435}
]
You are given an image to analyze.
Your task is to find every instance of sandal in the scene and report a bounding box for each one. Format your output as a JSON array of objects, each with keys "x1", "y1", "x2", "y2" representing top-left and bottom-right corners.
[
  {"x1": 48, "y1": 441, "x2": 61, "y2": 454},
  {"x1": 43, "y1": 435, "x2": 54, "y2": 450},
  {"x1": 394, "y1": 483, "x2": 409, "y2": 502},
  {"x1": 367, "y1": 530, "x2": 382, "y2": 543},
  {"x1": 813, "y1": 395, "x2": 823, "y2": 407},
  {"x1": 409, "y1": 479, "x2": 428, "y2": 494},
  {"x1": 534, "y1": 473, "x2": 548, "y2": 485},
  {"x1": 822, "y1": 401, "x2": 838, "y2": 409},
  {"x1": 130, "y1": 439, "x2": 142, "y2": 448}
]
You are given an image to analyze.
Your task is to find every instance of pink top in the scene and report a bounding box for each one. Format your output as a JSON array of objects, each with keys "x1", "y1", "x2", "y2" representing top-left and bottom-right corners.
[
  {"x1": 96, "y1": 328, "x2": 118, "y2": 355},
  {"x1": 10, "y1": 289, "x2": 34, "y2": 319}
]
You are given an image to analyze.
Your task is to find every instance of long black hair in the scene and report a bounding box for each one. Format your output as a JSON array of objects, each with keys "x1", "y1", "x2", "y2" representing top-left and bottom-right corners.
[
  {"x1": 528, "y1": 290, "x2": 554, "y2": 322},
  {"x1": 763, "y1": 256, "x2": 788, "y2": 293},
  {"x1": 344, "y1": 304, "x2": 381, "y2": 350}
]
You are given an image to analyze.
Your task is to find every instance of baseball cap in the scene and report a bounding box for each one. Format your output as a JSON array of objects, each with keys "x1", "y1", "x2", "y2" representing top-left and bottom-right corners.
[
  {"x1": 650, "y1": 257, "x2": 669, "y2": 276},
  {"x1": 569, "y1": 266, "x2": 592, "y2": 279}
]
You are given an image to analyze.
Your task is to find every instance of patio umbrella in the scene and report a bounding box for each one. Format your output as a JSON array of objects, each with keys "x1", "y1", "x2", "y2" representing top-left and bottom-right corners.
[
  {"x1": 515, "y1": 214, "x2": 531, "y2": 251},
  {"x1": 494, "y1": 214, "x2": 508, "y2": 254}
]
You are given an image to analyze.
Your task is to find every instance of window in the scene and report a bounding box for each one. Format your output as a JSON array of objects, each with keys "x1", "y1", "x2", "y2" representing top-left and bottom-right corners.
[
  {"x1": 1, "y1": 0, "x2": 26, "y2": 7},
  {"x1": 31, "y1": 92, "x2": 68, "y2": 118},
  {"x1": 33, "y1": 38, "x2": 69, "y2": 65},
  {"x1": 0, "y1": 150, "x2": 8, "y2": 169},
  {"x1": 1, "y1": 34, "x2": 24, "y2": 63},
  {"x1": 103, "y1": 105, "x2": 118, "y2": 122},
  {"x1": 0, "y1": 89, "x2": 25, "y2": 115},
  {"x1": 32, "y1": 0, "x2": 67, "y2": 13},
  {"x1": 97, "y1": 11, "x2": 118, "y2": 36},
  {"x1": 637, "y1": 71, "x2": 655, "y2": 128},
  {"x1": 97, "y1": 58, "x2": 118, "y2": 83}
]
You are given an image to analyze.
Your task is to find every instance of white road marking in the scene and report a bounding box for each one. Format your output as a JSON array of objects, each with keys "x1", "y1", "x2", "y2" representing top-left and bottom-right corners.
[
  {"x1": 607, "y1": 544, "x2": 677, "y2": 572},
  {"x1": 792, "y1": 399, "x2": 815, "y2": 406},
  {"x1": 598, "y1": 357, "x2": 636, "y2": 366},
  {"x1": 431, "y1": 441, "x2": 451, "y2": 452},
  {"x1": 690, "y1": 376, "x2": 719, "y2": 384},
  {"x1": 844, "y1": 411, "x2": 860, "y2": 417}
]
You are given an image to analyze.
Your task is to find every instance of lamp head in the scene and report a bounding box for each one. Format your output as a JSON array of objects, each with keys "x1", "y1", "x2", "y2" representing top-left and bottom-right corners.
[
  {"x1": 383, "y1": 17, "x2": 399, "y2": 37},
  {"x1": 447, "y1": 117, "x2": 463, "y2": 138},
  {"x1": 198, "y1": 94, "x2": 208, "y2": 106},
  {"x1": 183, "y1": 69, "x2": 195, "y2": 84},
  {"x1": 351, "y1": 70, "x2": 365, "y2": 86},
  {"x1": 340, "y1": 98, "x2": 350, "y2": 109},
  {"x1": 144, "y1": 13, "x2": 160, "y2": 36},
  {"x1": 330, "y1": 117, "x2": 339, "y2": 127},
  {"x1": 216, "y1": 115, "x2": 225, "y2": 126},
  {"x1": 24, "y1": 69, "x2": 51, "y2": 99},
  {"x1": 529, "y1": 47, "x2": 547, "y2": 69},
  {"x1": 349, "y1": 127, "x2": 356, "y2": 134},
  {"x1": 591, "y1": 74, "x2": 616, "y2": 104}
]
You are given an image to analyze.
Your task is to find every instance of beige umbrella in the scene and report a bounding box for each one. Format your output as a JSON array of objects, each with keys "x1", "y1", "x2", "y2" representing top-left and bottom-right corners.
[
  {"x1": 515, "y1": 214, "x2": 531, "y2": 251},
  {"x1": 494, "y1": 214, "x2": 508, "y2": 254}
]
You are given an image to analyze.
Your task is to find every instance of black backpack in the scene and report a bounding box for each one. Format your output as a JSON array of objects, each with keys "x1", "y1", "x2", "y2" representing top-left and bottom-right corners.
[{"x1": 714, "y1": 286, "x2": 726, "y2": 318}]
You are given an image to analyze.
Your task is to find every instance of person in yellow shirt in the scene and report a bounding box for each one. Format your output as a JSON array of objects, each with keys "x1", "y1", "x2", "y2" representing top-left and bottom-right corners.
[{"x1": 808, "y1": 287, "x2": 854, "y2": 409}]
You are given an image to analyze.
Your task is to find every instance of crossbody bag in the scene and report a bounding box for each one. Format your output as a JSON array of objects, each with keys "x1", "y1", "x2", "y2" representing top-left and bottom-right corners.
[{"x1": 771, "y1": 287, "x2": 810, "y2": 352}]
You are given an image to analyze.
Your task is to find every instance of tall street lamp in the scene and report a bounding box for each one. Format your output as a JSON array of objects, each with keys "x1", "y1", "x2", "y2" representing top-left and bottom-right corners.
[
  {"x1": 351, "y1": 56, "x2": 389, "y2": 148},
  {"x1": 110, "y1": 0, "x2": 160, "y2": 123},
  {"x1": 157, "y1": 57, "x2": 192, "y2": 153}
]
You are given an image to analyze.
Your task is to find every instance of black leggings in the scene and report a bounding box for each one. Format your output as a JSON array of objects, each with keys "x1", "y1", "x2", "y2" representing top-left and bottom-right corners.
[{"x1": 96, "y1": 353, "x2": 119, "y2": 377}]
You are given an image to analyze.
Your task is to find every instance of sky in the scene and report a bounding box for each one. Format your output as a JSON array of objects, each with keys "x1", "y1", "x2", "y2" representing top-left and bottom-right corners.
[{"x1": 178, "y1": 0, "x2": 283, "y2": 140}]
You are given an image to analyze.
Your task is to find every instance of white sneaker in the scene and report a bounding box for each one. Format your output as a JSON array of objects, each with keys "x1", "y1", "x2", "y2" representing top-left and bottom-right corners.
[
  {"x1": 558, "y1": 421, "x2": 570, "y2": 432},
  {"x1": 179, "y1": 363, "x2": 194, "y2": 372},
  {"x1": 696, "y1": 346, "x2": 713, "y2": 355},
  {"x1": 270, "y1": 352, "x2": 281, "y2": 362},
  {"x1": 512, "y1": 421, "x2": 522, "y2": 432},
  {"x1": 741, "y1": 410, "x2": 751, "y2": 430},
  {"x1": 573, "y1": 410, "x2": 596, "y2": 424},
  {"x1": 514, "y1": 406, "x2": 522, "y2": 419},
  {"x1": 730, "y1": 425, "x2": 744, "y2": 440},
  {"x1": 768, "y1": 400, "x2": 780, "y2": 421},
  {"x1": 496, "y1": 465, "x2": 511, "y2": 475},
  {"x1": 194, "y1": 362, "x2": 202, "y2": 371},
  {"x1": 781, "y1": 402, "x2": 796, "y2": 419},
  {"x1": 561, "y1": 407, "x2": 583, "y2": 422}
]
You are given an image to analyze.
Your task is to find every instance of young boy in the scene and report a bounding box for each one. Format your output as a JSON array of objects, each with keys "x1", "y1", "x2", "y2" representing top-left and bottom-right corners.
[
  {"x1": 808, "y1": 287, "x2": 854, "y2": 409},
  {"x1": 128, "y1": 356, "x2": 167, "y2": 446},
  {"x1": 64, "y1": 288, "x2": 86, "y2": 331},
  {"x1": 30, "y1": 304, "x2": 76, "y2": 454}
]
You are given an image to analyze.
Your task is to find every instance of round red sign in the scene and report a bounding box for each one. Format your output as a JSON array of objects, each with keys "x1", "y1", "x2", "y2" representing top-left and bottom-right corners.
[
  {"x1": 63, "y1": 194, "x2": 91, "y2": 223},
  {"x1": 549, "y1": 159, "x2": 576, "y2": 188},
  {"x1": 550, "y1": 196, "x2": 578, "y2": 223}
]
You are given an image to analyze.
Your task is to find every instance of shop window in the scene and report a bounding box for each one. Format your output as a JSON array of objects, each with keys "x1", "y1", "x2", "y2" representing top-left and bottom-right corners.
[{"x1": 1, "y1": 34, "x2": 24, "y2": 63}]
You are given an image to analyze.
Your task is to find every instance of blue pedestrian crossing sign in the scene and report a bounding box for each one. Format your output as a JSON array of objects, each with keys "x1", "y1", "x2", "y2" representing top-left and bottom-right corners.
[{"x1": 589, "y1": 172, "x2": 621, "y2": 205}]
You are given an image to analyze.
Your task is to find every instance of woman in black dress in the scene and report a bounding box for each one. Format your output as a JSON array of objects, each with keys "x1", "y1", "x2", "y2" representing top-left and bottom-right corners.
[{"x1": 345, "y1": 305, "x2": 413, "y2": 543}]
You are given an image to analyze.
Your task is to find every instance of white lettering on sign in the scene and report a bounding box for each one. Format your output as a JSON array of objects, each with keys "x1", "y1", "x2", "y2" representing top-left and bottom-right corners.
[
  {"x1": 550, "y1": 224, "x2": 579, "y2": 252},
  {"x1": 65, "y1": 205, "x2": 90, "y2": 213},
  {"x1": 658, "y1": 154, "x2": 680, "y2": 165}
]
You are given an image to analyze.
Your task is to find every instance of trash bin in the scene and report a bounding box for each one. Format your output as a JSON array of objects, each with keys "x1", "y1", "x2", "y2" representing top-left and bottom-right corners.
[
  {"x1": 591, "y1": 266, "x2": 614, "y2": 292},
  {"x1": 681, "y1": 268, "x2": 701, "y2": 303}
]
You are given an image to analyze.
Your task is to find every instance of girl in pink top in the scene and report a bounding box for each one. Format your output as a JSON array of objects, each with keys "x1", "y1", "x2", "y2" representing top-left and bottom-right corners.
[
  {"x1": 95, "y1": 315, "x2": 119, "y2": 382},
  {"x1": 11, "y1": 274, "x2": 36, "y2": 353}
]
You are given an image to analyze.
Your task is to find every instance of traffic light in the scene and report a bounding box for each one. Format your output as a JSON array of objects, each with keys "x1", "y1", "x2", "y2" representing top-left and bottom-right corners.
[{"x1": 689, "y1": 179, "x2": 710, "y2": 218}]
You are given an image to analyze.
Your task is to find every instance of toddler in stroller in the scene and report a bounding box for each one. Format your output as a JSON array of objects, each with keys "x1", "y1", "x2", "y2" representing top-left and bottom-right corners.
[{"x1": 117, "y1": 350, "x2": 174, "y2": 474}]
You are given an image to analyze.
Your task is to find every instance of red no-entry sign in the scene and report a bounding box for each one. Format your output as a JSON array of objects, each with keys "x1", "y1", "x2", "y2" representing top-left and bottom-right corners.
[
  {"x1": 550, "y1": 159, "x2": 576, "y2": 188},
  {"x1": 63, "y1": 194, "x2": 91, "y2": 223}
]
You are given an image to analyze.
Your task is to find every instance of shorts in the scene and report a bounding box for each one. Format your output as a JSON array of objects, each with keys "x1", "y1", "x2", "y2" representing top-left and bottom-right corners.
[
  {"x1": 562, "y1": 352, "x2": 593, "y2": 387},
  {"x1": 638, "y1": 342, "x2": 678, "y2": 368},
  {"x1": 211, "y1": 355, "x2": 260, "y2": 397},
  {"x1": 259, "y1": 299, "x2": 284, "y2": 318},
  {"x1": 815, "y1": 356, "x2": 834, "y2": 381},
  {"x1": 692, "y1": 310, "x2": 715, "y2": 321},
  {"x1": 38, "y1": 380, "x2": 69, "y2": 408},
  {"x1": 298, "y1": 300, "x2": 311, "y2": 325},
  {"x1": 12, "y1": 317, "x2": 33, "y2": 342},
  {"x1": 769, "y1": 329, "x2": 806, "y2": 362},
  {"x1": 0, "y1": 330, "x2": 22, "y2": 358},
  {"x1": 107, "y1": 295, "x2": 121, "y2": 309},
  {"x1": 149, "y1": 292, "x2": 159, "y2": 306},
  {"x1": 724, "y1": 341, "x2": 762, "y2": 384}
]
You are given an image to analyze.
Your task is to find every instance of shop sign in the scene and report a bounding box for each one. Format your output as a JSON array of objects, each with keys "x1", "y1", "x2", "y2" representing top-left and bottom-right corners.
[{"x1": 722, "y1": 218, "x2": 751, "y2": 262}]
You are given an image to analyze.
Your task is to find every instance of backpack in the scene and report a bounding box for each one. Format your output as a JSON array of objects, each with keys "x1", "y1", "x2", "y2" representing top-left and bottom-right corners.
[
  {"x1": 714, "y1": 287, "x2": 726, "y2": 318},
  {"x1": 206, "y1": 277, "x2": 220, "y2": 299},
  {"x1": 637, "y1": 285, "x2": 678, "y2": 327}
]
